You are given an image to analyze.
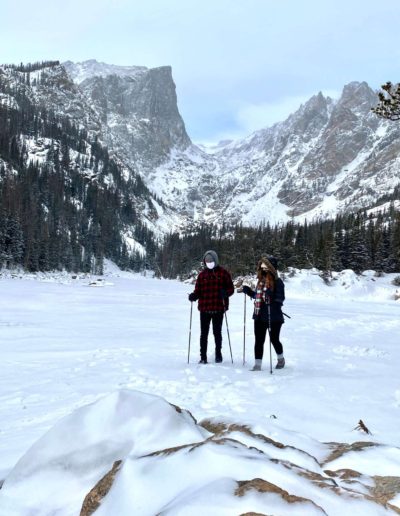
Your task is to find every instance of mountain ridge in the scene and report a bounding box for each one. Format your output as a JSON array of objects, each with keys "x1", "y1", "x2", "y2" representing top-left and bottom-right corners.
[
  {"x1": 158, "y1": 79, "x2": 400, "y2": 225},
  {"x1": 1, "y1": 59, "x2": 400, "y2": 236}
]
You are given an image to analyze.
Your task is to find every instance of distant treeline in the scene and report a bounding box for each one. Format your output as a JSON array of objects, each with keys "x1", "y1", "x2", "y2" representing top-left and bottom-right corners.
[
  {"x1": 2, "y1": 61, "x2": 60, "y2": 73},
  {"x1": 156, "y1": 204, "x2": 400, "y2": 279}
]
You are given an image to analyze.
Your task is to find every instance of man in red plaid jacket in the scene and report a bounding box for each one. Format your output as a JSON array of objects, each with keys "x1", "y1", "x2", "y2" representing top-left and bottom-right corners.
[{"x1": 188, "y1": 250, "x2": 234, "y2": 364}]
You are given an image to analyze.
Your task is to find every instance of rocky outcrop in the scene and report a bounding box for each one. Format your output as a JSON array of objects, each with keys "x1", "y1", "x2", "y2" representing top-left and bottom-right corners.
[
  {"x1": 65, "y1": 61, "x2": 191, "y2": 169},
  {"x1": 235, "y1": 479, "x2": 327, "y2": 514},
  {"x1": 80, "y1": 460, "x2": 122, "y2": 516}
]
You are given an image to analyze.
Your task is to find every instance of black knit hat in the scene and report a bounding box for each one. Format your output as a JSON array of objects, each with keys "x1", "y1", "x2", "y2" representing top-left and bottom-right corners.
[{"x1": 268, "y1": 256, "x2": 278, "y2": 270}]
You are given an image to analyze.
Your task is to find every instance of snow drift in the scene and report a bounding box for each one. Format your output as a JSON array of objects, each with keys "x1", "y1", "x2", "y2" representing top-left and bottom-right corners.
[{"x1": 1, "y1": 390, "x2": 400, "y2": 515}]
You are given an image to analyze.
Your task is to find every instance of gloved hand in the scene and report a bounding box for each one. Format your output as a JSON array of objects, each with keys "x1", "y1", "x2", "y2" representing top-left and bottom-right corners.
[
  {"x1": 219, "y1": 288, "x2": 228, "y2": 299},
  {"x1": 188, "y1": 293, "x2": 197, "y2": 302},
  {"x1": 242, "y1": 285, "x2": 253, "y2": 297}
]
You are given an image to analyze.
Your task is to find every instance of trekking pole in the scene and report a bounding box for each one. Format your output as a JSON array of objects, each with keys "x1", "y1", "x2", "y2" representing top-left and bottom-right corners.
[
  {"x1": 187, "y1": 302, "x2": 193, "y2": 364},
  {"x1": 224, "y1": 312, "x2": 233, "y2": 364},
  {"x1": 223, "y1": 302, "x2": 233, "y2": 363},
  {"x1": 243, "y1": 294, "x2": 246, "y2": 365},
  {"x1": 267, "y1": 302, "x2": 273, "y2": 375}
]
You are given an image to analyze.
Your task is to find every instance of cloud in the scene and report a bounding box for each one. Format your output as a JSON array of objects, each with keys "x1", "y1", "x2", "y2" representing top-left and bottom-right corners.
[
  {"x1": 237, "y1": 89, "x2": 341, "y2": 133},
  {"x1": 198, "y1": 89, "x2": 341, "y2": 144},
  {"x1": 236, "y1": 95, "x2": 311, "y2": 134},
  {"x1": 2, "y1": 0, "x2": 399, "y2": 141}
]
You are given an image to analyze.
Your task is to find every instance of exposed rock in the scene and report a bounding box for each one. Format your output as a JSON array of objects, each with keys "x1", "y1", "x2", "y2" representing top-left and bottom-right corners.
[
  {"x1": 66, "y1": 61, "x2": 191, "y2": 169},
  {"x1": 324, "y1": 468, "x2": 362, "y2": 480},
  {"x1": 200, "y1": 418, "x2": 319, "y2": 463},
  {"x1": 323, "y1": 441, "x2": 378, "y2": 464},
  {"x1": 235, "y1": 478, "x2": 327, "y2": 514},
  {"x1": 372, "y1": 476, "x2": 400, "y2": 513},
  {"x1": 200, "y1": 419, "x2": 251, "y2": 436},
  {"x1": 239, "y1": 513, "x2": 270, "y2": 516},
  {"x1": 80, "y1": 460, "x2": 122, "y2": 516},
  {"x1": 239, "y1": 513, "x2": 269, "y2": 516}
]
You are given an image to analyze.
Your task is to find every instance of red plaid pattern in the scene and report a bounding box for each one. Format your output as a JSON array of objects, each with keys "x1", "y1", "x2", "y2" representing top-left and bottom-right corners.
[{"x1": 193, "y1": 266, "x2": 234, "y2": 312}]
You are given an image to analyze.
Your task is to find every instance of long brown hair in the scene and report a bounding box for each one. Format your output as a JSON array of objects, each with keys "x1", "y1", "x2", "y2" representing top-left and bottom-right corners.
[
  {"x1": 256, "y1": 258, "x2": 276, "y2": 290},
  {"x1": 257, "y1": 270, "x2": 275, "y2": 291}
]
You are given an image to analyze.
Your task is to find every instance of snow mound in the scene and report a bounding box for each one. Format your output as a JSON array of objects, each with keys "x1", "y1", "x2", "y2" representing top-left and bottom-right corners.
[
  {"x1": 0, "y1": 390, "x2": 205, "y2": 516},
  {"x1": 285, "y1": 268, "x2": 399, "y2": 301},
  {"x1": 1, "y1": 390, "x2": 399, "y2": 516}
]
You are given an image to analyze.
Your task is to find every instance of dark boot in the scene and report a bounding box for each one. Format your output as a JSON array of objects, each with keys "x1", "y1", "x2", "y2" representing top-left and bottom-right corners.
[
  {"x1": 275, "y1": 357, "x2": 285, "y2": 369},
  {"x1": 199, "y1": 358, "x2": 208, "y2": 364},
  {"x1": 215, "y1": 349, "x2": 223, "y2": 363}
]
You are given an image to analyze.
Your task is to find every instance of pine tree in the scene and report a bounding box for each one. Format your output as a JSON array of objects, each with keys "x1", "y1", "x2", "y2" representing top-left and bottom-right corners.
[
  {"x1": 390, "y1": 213, "x2": 400, "y2": 271},
  {"x1": 372, "y1": 82, "x2": 400, "y2": 121}
]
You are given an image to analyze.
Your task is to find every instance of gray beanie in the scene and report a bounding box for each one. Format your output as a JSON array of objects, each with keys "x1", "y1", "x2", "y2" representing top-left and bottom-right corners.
[{"x1": 203, "y1": 250, "x2": 219, "y2": 267}]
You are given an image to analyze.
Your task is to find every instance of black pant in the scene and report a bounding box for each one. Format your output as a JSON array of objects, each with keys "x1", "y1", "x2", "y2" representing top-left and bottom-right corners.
[
  {"x1": 200, "y1": 312, "x2": 223, "y2": 359},
  {"x1": 254, "y1": 320, "x2": 283, "y2": 360}
]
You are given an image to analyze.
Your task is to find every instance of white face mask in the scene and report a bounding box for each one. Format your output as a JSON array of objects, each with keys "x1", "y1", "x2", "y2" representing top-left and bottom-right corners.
[{"x1": 206, "y1": 261, "x2": 215, "y2": 269}]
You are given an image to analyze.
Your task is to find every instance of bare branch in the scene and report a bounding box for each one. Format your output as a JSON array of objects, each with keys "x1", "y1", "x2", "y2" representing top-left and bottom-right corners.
[{"x1": 354, "y1": 419, "x2": 372, "y2": 435}]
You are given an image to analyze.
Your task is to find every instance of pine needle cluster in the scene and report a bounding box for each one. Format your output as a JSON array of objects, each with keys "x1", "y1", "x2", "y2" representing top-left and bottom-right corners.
[{"x1": 372, "y1": 82, "x2": 400, "y2": 121}]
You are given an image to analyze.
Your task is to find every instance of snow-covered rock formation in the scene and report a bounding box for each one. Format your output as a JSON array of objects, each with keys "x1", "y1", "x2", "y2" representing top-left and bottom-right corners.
[{"x1": 1, "y1": 390, "x2": 399, "y2": 515}]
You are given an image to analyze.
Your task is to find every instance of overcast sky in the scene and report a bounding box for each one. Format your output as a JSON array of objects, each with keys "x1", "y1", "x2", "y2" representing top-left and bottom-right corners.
[{"x1": 2, "y1": 0, "x2": 400, "y2": 143}]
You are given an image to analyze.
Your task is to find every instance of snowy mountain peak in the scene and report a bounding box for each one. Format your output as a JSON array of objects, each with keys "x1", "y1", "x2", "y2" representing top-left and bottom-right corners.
[
  {"x1": 63, "y1": 59, "x2": 148, "y2": 84},
  {"x1": 338, "y1": 81, "x2": 377, "y2": 113},
  {"x1": 303, "y1": 91, "x2": 330, "y2": 111},
  {"x1": 342, "y1": 80, "x2": 373, "y2": 96},
  {"x1": 147, "y1": 78, "x2": 399, "y2": 226},
  {"x1": 61, "y1": 59, "x2": 191, "y2": 169}
]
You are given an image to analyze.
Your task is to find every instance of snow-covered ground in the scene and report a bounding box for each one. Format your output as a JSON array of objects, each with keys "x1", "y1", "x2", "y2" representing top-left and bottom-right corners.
[{"x1": 0, "y1": 266, "x2": 399, "y2": 514}]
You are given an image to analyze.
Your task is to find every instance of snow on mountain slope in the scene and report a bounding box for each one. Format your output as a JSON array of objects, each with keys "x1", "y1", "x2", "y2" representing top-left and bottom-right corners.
[
  {"x1": 54, "y1": 62, "x2": 400, "y2": 228},
  {"x1": 0, "y1": 62, "x2": 187, "y2": 243},
  {"x1": 153, "y1": 83, "x2": 400, "y2": 226},
  {"x1": 63, "y1": 59, "x2": 148, "y2": 84}
]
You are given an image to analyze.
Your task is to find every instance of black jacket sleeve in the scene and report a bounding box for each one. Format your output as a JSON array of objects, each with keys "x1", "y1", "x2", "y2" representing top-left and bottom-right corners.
[{"x1": 274, "y1": 279, "x2": 285, "y2": 305}]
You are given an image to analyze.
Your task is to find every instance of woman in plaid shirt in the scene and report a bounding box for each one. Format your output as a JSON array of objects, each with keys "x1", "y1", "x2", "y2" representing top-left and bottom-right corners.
[{"x1": 188, "y1": 250, "x2": 234, "y2": 364}]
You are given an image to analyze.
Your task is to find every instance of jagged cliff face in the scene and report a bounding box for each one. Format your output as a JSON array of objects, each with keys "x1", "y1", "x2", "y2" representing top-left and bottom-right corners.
[
  {"x1": 64, "y1": 61, "x2": 191, "y2": 169},
  {"x1": 281, "y1": 82, "x2": 387, "y2": 215}
]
